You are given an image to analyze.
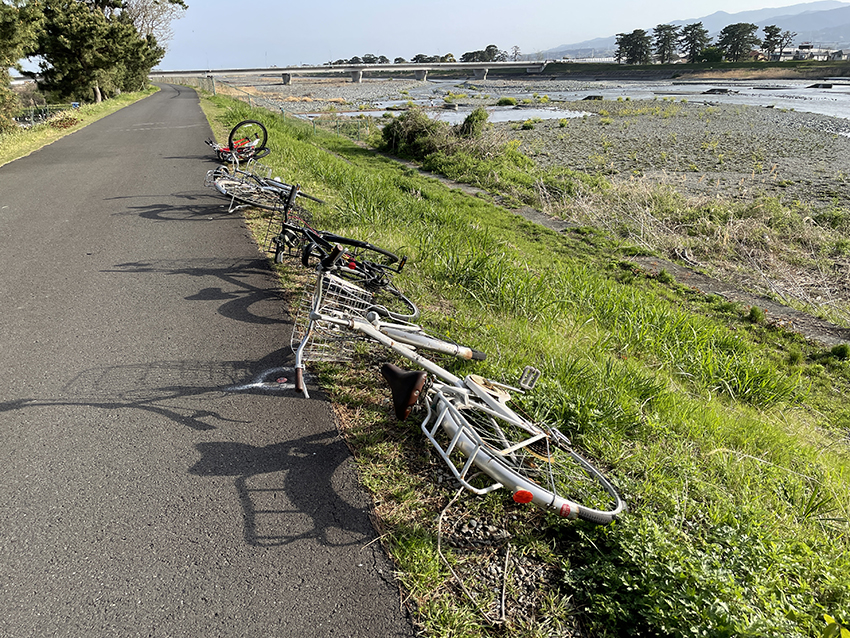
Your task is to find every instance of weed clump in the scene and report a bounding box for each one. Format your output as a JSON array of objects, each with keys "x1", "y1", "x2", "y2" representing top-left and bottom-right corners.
[
  {"x1": 656, "y1": 269, "x2": 675, "y2": 285},
  {"x1": 831, "y1": 343, "x2": 850, "y2": 360},
  {"x1": 748, "y1": 306, "x2": 766, "y2": 323},
  {"x1": 456, "y1": 106, "x2": 489, "y2": 139}
]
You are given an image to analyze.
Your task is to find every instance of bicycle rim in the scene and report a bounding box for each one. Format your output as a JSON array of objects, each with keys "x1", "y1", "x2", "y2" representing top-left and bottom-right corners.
[
  {"x1": 228, "y1": 120, "x2": 268, "y2": 152},
  {"x1": 437, "y1": 394, "x2": 625, "y2": 524},
  {"x1": 214, "y1": 176, "x2": 282, "y2": 211}
]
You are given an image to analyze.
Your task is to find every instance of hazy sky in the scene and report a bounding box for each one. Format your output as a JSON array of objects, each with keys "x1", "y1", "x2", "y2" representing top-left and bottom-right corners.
[{"x1": 158, "y1": 0, "x2": 835, "y2": 70}]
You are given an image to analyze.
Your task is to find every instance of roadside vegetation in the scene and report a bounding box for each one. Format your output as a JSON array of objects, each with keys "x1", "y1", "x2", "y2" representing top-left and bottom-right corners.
[{"x1": 201, "y1": 92, "x2": 850, "y2": 638}]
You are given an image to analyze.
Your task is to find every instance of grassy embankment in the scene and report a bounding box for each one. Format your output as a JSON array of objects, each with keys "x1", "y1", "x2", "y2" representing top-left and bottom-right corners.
[
  {"x1": 201, "y1": 92, "x2": 850, "y2": 638},
  {"x1": 0, "y1": 87, "x2": 157, "y2": 168}
]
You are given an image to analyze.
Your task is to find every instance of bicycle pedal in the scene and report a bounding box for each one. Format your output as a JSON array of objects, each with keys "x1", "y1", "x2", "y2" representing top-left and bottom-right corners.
[{"x1": 519, "y1": 366, "x2": 541, "y2": 391}]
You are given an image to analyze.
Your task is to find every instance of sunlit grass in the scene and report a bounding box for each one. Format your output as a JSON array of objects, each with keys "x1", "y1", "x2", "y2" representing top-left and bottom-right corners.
[{"x1": 202, "y1": 93, "x2": 850, "y2": 638}]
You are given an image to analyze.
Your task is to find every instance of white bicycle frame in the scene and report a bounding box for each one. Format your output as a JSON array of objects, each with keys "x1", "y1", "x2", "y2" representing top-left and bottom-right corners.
[{"x1": 293, "y1": 264, "x2": 626, "y2": 523}]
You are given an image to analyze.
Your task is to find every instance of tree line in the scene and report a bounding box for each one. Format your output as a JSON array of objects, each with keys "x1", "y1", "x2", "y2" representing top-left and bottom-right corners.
[
  {"x1": 1, "y1": 0, "x2": 186, "y2": 132},
  {"x1": 327, "y1": 44, "x2": 522, "y2": 66},
  {"x1": 615, "y1": 22, "x2": 798, "y2": 65}
]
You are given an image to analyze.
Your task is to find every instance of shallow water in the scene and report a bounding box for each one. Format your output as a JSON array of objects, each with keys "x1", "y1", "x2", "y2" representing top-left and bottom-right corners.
[
  {"x1": 430, "y1": 106, "x2": 590, "y2": 124},
  {"x1": 285, "y1": 76, "x2": 850, "y2": 127},
  {"x1": 547, "y1": 79, "x2": 850, "y2": 121},
  {"x1": 387, "y1": 77, "x2": 850, "y2": 121},
  {"x1": 301, "y1": 105, "x2": 590, "y2": 123}
]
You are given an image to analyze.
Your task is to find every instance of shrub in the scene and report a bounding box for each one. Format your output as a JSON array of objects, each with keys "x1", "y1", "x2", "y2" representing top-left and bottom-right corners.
[
  {"x1": 831, "y1": 343, "x2": 850, "y2": 360},
  {"x1": 380, "y1": 107, "x2": 447, "y2": 158},
  {"x1": 455, "y1": 106, "x2": 489, "y2": 139},
  {"x1": 496, "y1": 96, "x2": 517, "y2": 106}
]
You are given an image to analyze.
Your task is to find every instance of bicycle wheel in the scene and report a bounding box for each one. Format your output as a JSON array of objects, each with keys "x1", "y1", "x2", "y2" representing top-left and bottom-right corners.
[
  {"x1": 214, "y1": 175, "x2": 283, "y2": 211},
  {"x1": 429, "y1": 384, "x2": 625, "y2": 524},
  {"x1": 302, "y1": 233, "x2": 401, "y2": 284},
  {"x1": 273, "y1": 222, "x2": 309, "y2": 264},
  {"x1": 228, "y1": 120, "x2": 268, "y2": 154}
]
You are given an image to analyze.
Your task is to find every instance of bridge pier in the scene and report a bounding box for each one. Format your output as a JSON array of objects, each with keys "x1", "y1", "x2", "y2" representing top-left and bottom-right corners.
[
  {"x1": 414, "y1": 70, "x2": 428, "y2": 81},
  {"x1": 281, "y1": 73, "x2": 292, "y2": 85},
  {"x1": 473, "y1": 68, "x2": 488, "y2": 80},
  {"x1": 351, "y1": 70, "x2": 363, "y2": 83}
]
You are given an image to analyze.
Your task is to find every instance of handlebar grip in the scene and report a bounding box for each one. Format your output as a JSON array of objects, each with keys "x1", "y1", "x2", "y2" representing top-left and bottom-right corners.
[
  {"x1": 320, "y1": 244, "x2": 344, "y2": 270},
  {"x1": 457, "y1": 346, "x2": 487, "y2": 361}
]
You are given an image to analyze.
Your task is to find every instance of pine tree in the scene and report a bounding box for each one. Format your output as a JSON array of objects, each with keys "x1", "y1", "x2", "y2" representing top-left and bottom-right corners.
[
  {"x1": 679, "y1": 22, "x2": 710, "y2": 64},
  {"x1": 653, "y1": 24, "x2": 681, "y2": 64},
  {"x1": 31, "y1": 0, "x2": 167, "y2": 103},
  {"x1": 615, "y1": 30, "x2": 652, "y2": 65},
  {"x1": 716, "y1": 23, "x2": 762, "y2": 62},
  {"x1": 1, "y1": 0, "x2": 43, "y2": 130},
  {"x1": 762, "y1": 25, "x2": 781, "y2": 58}
]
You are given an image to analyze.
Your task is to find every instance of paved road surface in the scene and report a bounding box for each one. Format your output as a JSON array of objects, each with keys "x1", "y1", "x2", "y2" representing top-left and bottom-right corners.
[{"x1": 0, "y1": 85, "x2": 414, "y2": 637}]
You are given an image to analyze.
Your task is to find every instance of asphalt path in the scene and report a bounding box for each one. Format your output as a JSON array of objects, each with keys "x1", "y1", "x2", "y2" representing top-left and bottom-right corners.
[{"x1": 0, "y1": 84, "x2": 414, "y2": 637}]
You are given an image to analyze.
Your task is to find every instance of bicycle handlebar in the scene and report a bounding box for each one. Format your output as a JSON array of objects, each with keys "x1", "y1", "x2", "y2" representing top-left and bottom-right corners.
[{"x1": 320, "y1": 244, "x2": 345, "y2": 270}]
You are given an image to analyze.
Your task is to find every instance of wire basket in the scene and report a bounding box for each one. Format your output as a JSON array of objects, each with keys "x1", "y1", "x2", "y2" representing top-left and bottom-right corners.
[
  {"x1": 291, "y1": 274, "x2": 376, "y2": 362},
  {"x1": 245, "y1": 159, "x2": 273, "y2": 179}
]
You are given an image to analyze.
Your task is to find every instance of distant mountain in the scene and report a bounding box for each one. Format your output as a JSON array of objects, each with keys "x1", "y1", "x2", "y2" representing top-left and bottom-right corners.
[
  {"x1": 670, "y1": 0, "x2": 847, "y2": 33},
  {"x1": 543, "y1": 1, "x2": 850, "y2": 59}
]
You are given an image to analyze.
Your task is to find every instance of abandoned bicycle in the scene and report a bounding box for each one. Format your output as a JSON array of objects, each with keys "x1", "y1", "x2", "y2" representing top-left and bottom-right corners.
[{"x1": 292, "y1": 245, "x2": 626, "y2": 524}]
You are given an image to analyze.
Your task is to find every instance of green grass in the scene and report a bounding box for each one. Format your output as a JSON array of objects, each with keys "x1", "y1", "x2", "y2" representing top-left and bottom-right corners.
[
  {"x1": 200, "y1": 93, "x2": 850, "y2": 638},
  {"x1": 0, "y1": 88, "x2": 157, "y2": 168}
]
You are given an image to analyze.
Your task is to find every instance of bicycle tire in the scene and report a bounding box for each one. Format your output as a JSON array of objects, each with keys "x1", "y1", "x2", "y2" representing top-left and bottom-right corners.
[
  {"x1": 302, "y1": 232, "x2": 403, "y2": 284},
  {"x1": 273, "y1": 222, "x2": 309, "y2": 263},
  {"x1": 228, "y1": 120, "x2": 268, "y2": 154},
  {"x1": 429, "y1": 388, "x2": 625, "y2": 524},
  {"x1": 214, "y1": 175, "x2": 283, "y2": 211}
]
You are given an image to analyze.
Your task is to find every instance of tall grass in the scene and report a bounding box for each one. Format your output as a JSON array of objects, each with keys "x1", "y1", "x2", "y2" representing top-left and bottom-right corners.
[{"x1": 205, "y1": 95, "x2": 850, "y2": 638}]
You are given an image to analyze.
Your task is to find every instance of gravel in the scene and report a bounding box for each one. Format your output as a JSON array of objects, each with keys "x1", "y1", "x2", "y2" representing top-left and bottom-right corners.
[
  {"x1": 231, "y1": 75, "x2": 850, "y2": 207},
  {"x1": 498, "y1": 96, "x2": 850, "y2": 207}
]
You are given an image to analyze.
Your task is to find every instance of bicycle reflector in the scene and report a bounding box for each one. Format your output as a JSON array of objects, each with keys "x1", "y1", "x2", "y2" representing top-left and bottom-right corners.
[{"x1": 513, "y1": 490, "x2": 534, "y2": 504}]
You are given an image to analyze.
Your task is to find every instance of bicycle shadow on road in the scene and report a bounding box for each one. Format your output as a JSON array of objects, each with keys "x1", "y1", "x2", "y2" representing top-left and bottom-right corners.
[
  {"x1": 0, "y1": 353, "x2": 305, "y2": 432},
  {"x1": 109, "y1": 194, "x2": 234, "y2": 223},
  {"x1": 106, "y1": 257, "x2": 291, "y2": 326},
  {"x1": 188, "y1": 432, "x2": 375, "y2": 548}
]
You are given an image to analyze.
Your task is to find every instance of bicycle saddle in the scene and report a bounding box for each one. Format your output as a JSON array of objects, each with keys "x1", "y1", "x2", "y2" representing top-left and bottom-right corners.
[{"x1": 380, "y1": 362, "x2": 427, "y2": 421}]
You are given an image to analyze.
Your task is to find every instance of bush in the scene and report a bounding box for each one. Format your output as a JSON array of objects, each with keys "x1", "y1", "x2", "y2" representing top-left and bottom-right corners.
[
  {"x1": 496, "y1": 96, "x2": 517, "y2": 106},
  {"x1": 831, "y1": 343, "x2": 850, "y2": 360},
  {"x1": 455, "y1": 106, "x2": 489, "y2": 139},
  {"x1": 381, "y1": 107, "x2": 447, "y2": 158}
]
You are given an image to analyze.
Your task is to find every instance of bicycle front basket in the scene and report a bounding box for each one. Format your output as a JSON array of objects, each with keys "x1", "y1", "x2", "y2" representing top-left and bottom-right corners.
[{"x1": 291, "y1": 274, "x2": 376, "y2": 362}]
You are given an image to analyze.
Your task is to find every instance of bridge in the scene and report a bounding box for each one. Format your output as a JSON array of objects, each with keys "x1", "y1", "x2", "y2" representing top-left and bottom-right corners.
[{"x1": 151, "y1": 61, "x2": 550, "y2": 84}]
